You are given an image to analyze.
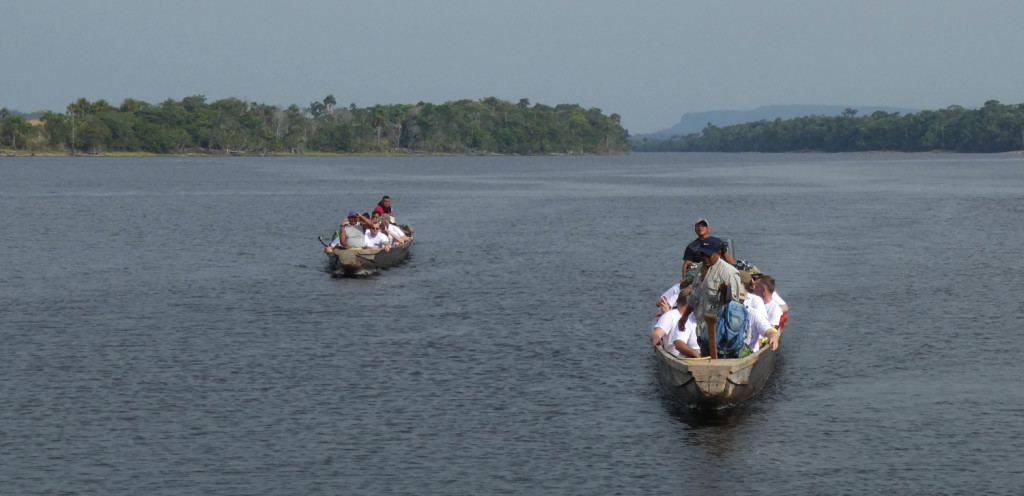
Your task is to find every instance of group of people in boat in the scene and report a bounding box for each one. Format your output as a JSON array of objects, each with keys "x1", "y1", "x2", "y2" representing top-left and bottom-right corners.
[
  {"x1": 323, "y1": 195, "x2": 411, "y2": 253},
  {"x1": 650, "y1": 218, "x2": 789, "y2": 359}
]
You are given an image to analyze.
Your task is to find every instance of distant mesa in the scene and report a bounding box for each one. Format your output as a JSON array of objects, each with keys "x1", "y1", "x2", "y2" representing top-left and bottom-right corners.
[{"x1": 637, "y1": 104, "x2": 920, "y2": 140}]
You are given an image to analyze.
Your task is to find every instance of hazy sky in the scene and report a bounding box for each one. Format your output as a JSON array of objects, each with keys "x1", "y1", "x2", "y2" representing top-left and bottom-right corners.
[{"x1": 4, "y1": 0, "x2": 1024, "y2": 133}]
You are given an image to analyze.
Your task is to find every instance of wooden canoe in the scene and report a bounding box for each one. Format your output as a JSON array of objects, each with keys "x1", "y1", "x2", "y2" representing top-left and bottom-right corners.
[
  {"x1": 654, "y1": 343, "x2": 777, "y2": 409},
  {"x1": 323, "y1": 225, "x2": 414, "y2": 276}
]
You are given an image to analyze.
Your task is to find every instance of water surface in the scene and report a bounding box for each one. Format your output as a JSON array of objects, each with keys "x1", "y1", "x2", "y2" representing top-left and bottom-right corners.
[{"x1": 2, "y1": 153, "x2": 1022, "y2": 495}]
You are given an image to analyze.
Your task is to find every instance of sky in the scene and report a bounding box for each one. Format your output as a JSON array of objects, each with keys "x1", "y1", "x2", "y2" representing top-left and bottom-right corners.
[{"x1": 3, "y1": 0, "x2": 1024, "y2": 134}]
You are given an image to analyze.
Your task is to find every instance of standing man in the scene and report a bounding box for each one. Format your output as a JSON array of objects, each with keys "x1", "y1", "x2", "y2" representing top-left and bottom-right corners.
[
  {"x1": 682, "y1": 219, "x2": 736, "y2": 278},
  {"x1": 680, "y1": 236, "x2": 742, "y2": 356}
]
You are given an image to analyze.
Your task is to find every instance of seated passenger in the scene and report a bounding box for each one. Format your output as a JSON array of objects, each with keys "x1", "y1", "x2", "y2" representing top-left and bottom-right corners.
[
  {"x1": 656, "y1": 272, "x2": 692, "y2": 317},
  {"x1": 650, "y1": 290, "x2": 682, "y2": 350},
  {"x1": 362, "y1": 222, "x2": 391, "y2": 252},
  {"x1": 741, "y1": 273, "x2": 780, "y2": 354},
  {"x1": 340, "y1": 211, "x2": 371, "y2": 249},
  {"x1": 379, "y1": 214, "x2": 410, "y2": 245},
  {"x1": 669, "y1": 309, "x2": 700, "y2": 358},
  {"x1": 749, "y1": 266, "x2": 788, "y2": 314},
  {"x1": 325, "y1": 210, "x2": 369, "y2": 252},
  {"x1": 755, "y1": 275, "x2": 783, "y2": 327},
  {"x1": 373, "y1": 195, "x2": 393, "y2": 217},
  {"x1": 650, "y1": 290, "x2": 700, "y2": 358}
]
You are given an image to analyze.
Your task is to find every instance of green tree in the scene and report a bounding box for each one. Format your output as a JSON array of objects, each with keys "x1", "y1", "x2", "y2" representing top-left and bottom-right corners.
[{"x1": 1, "y1": 115, "x2": 31, "y2": 149}]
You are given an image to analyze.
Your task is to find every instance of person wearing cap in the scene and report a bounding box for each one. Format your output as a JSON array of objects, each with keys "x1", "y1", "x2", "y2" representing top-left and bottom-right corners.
[
  {"x1": 680, "y1": 236, "x2": 743, "y2": 356},
  {"x1": 362, "y1": 222, "x2": 391, "y2": 252},
  {"x1": 682, "y1": 219, "x2": 735, "y2": 279},
  {"x1": 379, "y1": 214, "x2": 410, "y2": 245},
  {"x1": 325, "y1": 211, "x2": 370, "y2": 252},
  {"x1": 749, "y1": 266, "x2": 789, "y2": 314}
]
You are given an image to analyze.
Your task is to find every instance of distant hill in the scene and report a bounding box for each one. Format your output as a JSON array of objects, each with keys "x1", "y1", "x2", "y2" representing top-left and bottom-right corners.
[{"x1": 637, "y1": 104, "x2": 920, "y2": 140}]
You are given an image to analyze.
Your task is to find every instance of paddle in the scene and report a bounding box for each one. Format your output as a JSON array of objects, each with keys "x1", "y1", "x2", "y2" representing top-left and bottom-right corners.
[
  {"x1": 318, "y1": 236, "x2": 329, "y2": 247},
  {"x1": 704, "y1": 313, "x2": 719, "y2": 359}
]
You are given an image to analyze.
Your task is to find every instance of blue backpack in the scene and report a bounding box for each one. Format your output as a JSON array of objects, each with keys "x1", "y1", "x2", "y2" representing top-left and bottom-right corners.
[{"x1": 699, "y1": 300, "x2": 748, "y2": 357}]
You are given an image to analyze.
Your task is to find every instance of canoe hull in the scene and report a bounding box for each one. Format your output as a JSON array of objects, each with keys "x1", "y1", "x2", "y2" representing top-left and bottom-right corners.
[
  {"x1": 655, "y1": 345, "x2": 777, "y2": 409},
  {"x1": 325, "y1": 239, "x2": 412, "y2": 276}
]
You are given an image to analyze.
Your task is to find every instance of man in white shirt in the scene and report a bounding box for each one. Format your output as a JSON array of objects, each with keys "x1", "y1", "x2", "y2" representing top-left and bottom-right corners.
[
  {"x1": 669, "y1": 312, "x2": 701, "y2": 358},
  {"x1": 655, "y1": 272, "x2": 692, "y2": 318},
  {"x1": 650, "y1": 290, "x2": 701, "y2": 358},
  {"x1": 739, "y1": 271, "x2": 779, "y2": 354},
  {"x1": 755, "y1": 275, "x2": 783, "y2": 327},
  {"x1": 749, "y1": 266, "x2": 788, "y2": 314},
  {"x1": 379, "y1": 214, "x2": 410, "y2": 245},
  {"x1": 362, "y1": 223, "x2": 391, "y2": 251}
]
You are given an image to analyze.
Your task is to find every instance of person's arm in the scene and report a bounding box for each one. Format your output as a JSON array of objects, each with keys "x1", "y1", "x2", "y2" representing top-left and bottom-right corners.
[
  {"x1": 339, "y1": 227, "x2": 350, "y2": 249},
  {"x1": 656, "y1": 296, "x2": 670, "y2": 317},
  {"x1": 721, "y1": 240, "x2": 736, "y2": 265},
  {"x1": 389, "y1": 225, "x2": 409, "y2": 244},
  {"x1": 763, "y1": 328, "x2": 780, "y2": 351},
  {"x1": 673, "y1": 339, "x2": 701, "y2": 358},
  {"x1": 650, "y1": 327, "x2": 666, "y2": 349},
  {"x1": 682, "y1": 260, "x2": 692, "y2": 279},
  {"x1": 679, "y1": 304, "x2": 693, "y2": 328}
]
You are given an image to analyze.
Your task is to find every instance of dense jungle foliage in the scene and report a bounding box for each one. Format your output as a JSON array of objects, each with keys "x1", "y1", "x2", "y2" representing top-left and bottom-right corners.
[
  {"x1": 0, "y1": 95, "x2": 629, "y2": 155},
  {"x1": 633, "y1": 100, "x2": 1024, "y2": 153}
]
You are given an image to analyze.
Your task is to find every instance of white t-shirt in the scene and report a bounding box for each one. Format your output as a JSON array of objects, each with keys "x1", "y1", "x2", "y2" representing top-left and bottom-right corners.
[
  {"x1": 773, "y1": 291, "x2": 786, "y2": 308},
  {"x1": 384, "y1": 223, "x2": 406, "y2": 242},
  {"x1": 654, "y1": 309, "x2": 683, "y2": 353},
  {"x1": 661, "y1": 283, "x2": 682, "y2": 308},
  {"x1": 764, "y1": 299, "x2": 783, "y2": 327},
  {"x1": 667, "y1": 313, "x2": 699, "y2": 358},
  {"x1": 363, "y1": 231, "x2": 391, "y2": 249},
  {"x1": 744, "y1": 296, "x2": 775, "y2": 353}
]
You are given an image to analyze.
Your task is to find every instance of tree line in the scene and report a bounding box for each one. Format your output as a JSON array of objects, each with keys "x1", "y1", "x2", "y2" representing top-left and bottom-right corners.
[
  {"x1": 0, "y1": 96, "x2": 629, "y2": 155},
  {"x1": 632, "y1": 100, "x2": 1024, "y2": 153}
]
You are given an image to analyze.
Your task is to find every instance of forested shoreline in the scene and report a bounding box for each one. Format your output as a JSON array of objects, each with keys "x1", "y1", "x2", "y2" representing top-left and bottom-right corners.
[
  {"x1": 8, "y1": 97, "x2": 1024, "y2": 156},
  {"x1": 0, "y1": 96, "x2": 630, "y2": 156},
  {"x1": 632, "y1": 100, "x2": 1024, "y2": 153}
]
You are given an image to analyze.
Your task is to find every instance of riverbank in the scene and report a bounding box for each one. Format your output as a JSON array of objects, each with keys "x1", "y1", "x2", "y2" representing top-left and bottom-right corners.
[{"x1": 1, "y1": 149, "x2": 622, "y2": 158}]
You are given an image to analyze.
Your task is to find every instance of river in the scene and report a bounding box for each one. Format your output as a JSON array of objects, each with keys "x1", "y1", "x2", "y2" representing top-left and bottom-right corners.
[{"x1": 1, "y1": 153, "x2": 1022, "y2": 494}]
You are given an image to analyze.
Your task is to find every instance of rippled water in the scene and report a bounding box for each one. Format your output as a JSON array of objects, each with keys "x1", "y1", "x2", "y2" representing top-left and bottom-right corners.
[{"x1": 2, "y1": 153, "x2": 1022, "y2": 495}]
